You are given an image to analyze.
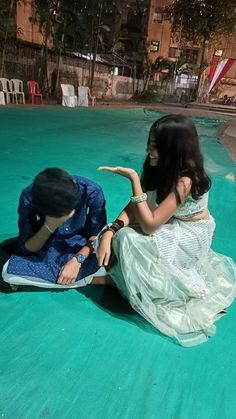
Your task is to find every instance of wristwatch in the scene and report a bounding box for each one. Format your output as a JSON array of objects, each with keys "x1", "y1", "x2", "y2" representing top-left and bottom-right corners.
[{"x1": 75, "y1": 254, "x2": 86, "y2": 264}]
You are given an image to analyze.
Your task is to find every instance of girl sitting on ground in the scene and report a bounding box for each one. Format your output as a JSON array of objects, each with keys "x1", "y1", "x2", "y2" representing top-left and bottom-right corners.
[{"x1": 96, "y1": 114, "x2": 236, "y2": 347}]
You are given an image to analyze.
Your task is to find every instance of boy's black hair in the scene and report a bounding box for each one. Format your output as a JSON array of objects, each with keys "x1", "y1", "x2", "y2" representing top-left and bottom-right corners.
[{"x1": 32, "y1": 168, "x2": 79, "y2": 217}]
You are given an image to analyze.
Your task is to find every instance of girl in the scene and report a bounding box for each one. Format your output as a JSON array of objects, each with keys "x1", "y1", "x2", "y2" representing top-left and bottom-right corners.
[{"x1": 96, "y1": 114, "x2": 236, "y2": 347}]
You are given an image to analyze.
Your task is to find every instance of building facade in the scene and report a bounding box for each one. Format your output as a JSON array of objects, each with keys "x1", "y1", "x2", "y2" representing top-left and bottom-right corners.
[
  {"x1": 146, "y1": 0, "x2": 236, "y2": 91},
  {"x1": 14, "y1": 0, "x2": 236, "y2": 95},
  {"x1": 16, "y1": 0, "x2": 44, "y2": 46}
]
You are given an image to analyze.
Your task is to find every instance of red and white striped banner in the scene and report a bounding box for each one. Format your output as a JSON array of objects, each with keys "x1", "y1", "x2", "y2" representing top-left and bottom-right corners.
[
  {"x1": 208, "y1": 55, "x2": 221, "y2": 81},
  {"x1": 208, "y1": 58, "x2": 235, "y2": 93}
]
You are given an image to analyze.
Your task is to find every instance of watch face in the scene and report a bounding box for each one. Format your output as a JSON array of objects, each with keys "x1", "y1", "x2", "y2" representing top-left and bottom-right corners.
[{"x1": 77, "y1": 254, "x2": 86, "y2": 264}]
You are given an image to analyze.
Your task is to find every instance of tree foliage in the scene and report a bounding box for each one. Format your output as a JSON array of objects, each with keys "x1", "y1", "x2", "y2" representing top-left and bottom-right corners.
[
  {"x1": 32, "y1": 0, "x2": 125, "y2": 53},
  {"x1": 0, "y1": 0, "x2": 23, "y2": 76},
  {"x1": 167, "y1": 0, "x2": 236, "y2": 43},
  {"x1": 30, "y1": 0, "x2": 130, "y2": 91},
  {"x1": 4, "y1": 1, "x2": 149, "y2": 92},
  {"x1": 0, "y1": 0, "x2": 22, "y2": 45},
  {"x1": 165, "y1": 0, "x2": 236, "y2": 98}
]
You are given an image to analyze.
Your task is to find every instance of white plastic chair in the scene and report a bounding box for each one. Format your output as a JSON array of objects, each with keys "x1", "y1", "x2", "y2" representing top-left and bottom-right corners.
[
  {"x1": 78, "y1": 86, "x2": 90, "y2": 107},
  {"x1": 0, "y1": 78, "x2": 14, "y2": 104},
  {"x1": 78, "y1": 86, "x2": 96, "y2": 107},
  {"x1": 0, "y1": 92, "x2": 5, "y2": 105},
  {"x1": 11, "y1": 79, "x2": 25, "y2": 104},
  {"x1": 61, "y1": 84, "x2": 77, "y2": 107}
]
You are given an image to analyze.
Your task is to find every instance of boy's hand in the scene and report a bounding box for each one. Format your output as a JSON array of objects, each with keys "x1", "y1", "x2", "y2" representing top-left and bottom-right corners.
[
  {"x1": 45, "y1": 209, "x2": 75, "y2": 231},
  {"x1": 57, "y1": 257, "x2": 81, "y2": 285}
]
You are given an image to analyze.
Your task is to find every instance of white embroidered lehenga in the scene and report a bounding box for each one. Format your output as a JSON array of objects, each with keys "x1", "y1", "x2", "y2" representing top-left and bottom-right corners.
[{"x1": 107, "y1": 191, "x2": 236, "y2": 346}]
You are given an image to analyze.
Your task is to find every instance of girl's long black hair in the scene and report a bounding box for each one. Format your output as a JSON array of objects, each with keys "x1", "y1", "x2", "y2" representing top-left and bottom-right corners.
[{"x1": 141, "y1": 114, "x2": 211, "y2": 204}]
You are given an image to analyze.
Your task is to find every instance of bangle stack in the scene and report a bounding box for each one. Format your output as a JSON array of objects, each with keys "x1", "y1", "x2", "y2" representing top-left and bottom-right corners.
[
  {"x1": 44, "y1": 222, "x2": 55, "y2": 234},
  {"x1": 94, "y1": 220, "x2": 124, "y2": 251},
  {"x1": 130, "y1": 193, "x2": 147, "y2": 203},
  {"x1": 106, "y1": 221, "x2": 121, "y2": 234}
]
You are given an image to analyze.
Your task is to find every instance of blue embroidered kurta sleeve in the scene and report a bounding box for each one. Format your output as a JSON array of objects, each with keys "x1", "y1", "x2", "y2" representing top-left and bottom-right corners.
[{"x1": 7, "y1": 176, "x2": 107, "y2": 283}]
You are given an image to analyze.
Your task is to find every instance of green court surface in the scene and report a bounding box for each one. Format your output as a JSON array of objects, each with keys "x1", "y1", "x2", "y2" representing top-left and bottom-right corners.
[{"x1": 0, "y1": 107, "x2": 236, "y2": 419}]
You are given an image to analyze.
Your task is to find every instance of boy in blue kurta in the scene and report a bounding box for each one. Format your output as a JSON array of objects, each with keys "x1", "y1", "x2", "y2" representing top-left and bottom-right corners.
[{"x1": 2, "y1": 168, "x2": 107, "y2": 288}]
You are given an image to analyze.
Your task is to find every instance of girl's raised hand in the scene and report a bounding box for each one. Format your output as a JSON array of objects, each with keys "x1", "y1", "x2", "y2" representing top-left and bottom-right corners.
[{"x1": 98, "y1": 166, "x2": 138, "y2": 180}]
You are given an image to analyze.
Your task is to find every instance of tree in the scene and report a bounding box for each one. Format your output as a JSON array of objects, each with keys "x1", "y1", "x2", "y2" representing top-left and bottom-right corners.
[
  {"x1": 32, "y1": 0, "x2": 85, "y2": 93},
  {"x1": 78, "y1": 0, "x2": 125, "y2": 91},
  {"x1": 141, "y1": 52, "x2": 171, "y2": 94},
  {"x1": 113, "y1": 0, "x2": 150, "y2": 93},
  {"x1": 47, "y1": 0, "x2": 124, "y2": 92},
  {"x1": 166, "y1": 0, "x2": 236, "y2": 97},
  {"x1": 32, "y1": 0, "x2": 62, "y2": 93},
  {"x1": 31, "y1": 0, "x2": 119, "y2": 93},
  {"x1": 0, "y1": 0, "x2": 22, "y2": 77},
  {"x1": 31, "y1": 0, "x2": 149, "y2": 93}
]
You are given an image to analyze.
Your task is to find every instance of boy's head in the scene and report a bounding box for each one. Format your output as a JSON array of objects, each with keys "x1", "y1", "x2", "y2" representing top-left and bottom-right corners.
[{"x1": 32, "y1": 168, "x2": 79, "y2": 217}]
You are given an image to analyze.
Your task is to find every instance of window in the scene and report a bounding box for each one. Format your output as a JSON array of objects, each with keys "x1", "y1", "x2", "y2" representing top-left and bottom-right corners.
[
  {"x1": 153, "y1": 12, "x2": 163, "y2": 23},
  {"x1": 181, "y1": 49, "x2": 199, "y2": 64},
  {"x1": 150, "y1": 40, "x2": 160, "y2": 52},
  {"x1": 127, "y1": 10, "x2": 142, "y2": 33},
  {"x1": 173, "y1": 15, "x2": 182, "y2": 25},
  {"x1": 169, "y1": 47, "x2": 181, "y2": 59},
  {"x1": 163, "y1": 11, "x2": 171, "y2": 20},
  {"x1": 177, "y1": 74, "x2": 198, "y2": 88}
]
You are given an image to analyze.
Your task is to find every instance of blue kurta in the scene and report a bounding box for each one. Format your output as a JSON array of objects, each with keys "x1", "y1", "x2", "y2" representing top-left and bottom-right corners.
[{"x1": 7, "y1": 176, "x2": 106, "y2": 283}]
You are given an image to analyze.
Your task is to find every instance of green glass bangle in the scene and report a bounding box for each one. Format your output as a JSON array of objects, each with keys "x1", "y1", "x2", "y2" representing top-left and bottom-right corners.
[{"x1": 130, "y1": 193, "x2": 147, "y2": 203}]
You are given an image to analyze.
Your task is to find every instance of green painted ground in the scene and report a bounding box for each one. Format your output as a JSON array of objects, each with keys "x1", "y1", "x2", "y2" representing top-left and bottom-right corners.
[{"x1": 0, "y1": 107, "x2": 236, "y2": 419}]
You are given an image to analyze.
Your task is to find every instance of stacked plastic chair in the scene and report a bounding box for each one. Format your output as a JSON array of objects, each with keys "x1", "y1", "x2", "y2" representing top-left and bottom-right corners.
[
  {"x1": 11, "y1": 79, "x2": 25, "y2": 104},
  {"x1": 0, "y1": 78, "x2": 14, "y2": 104},
  {"x1": 61, "y1": 84, "x2": 77, "y2": 107}
]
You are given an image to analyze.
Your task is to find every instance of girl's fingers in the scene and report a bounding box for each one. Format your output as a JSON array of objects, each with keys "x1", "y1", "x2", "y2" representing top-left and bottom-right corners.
[
  {"x1": 98, "y1": 166, "x2": 116, "y2": 172},
  {"x1": 97, "y1": 250, "x2": 109, "y2": 267},
  {"x1": 97, "y1": 253, "x2": 104, "y2": 266},
  {"x1": 104, "y1": 252, "x2": 110, "y2": 266}
]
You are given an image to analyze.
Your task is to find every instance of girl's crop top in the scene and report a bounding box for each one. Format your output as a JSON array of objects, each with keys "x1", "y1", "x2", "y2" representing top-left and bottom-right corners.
[{"x1": 147, "y1": 190, "x2": 208, "y2": 218}]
